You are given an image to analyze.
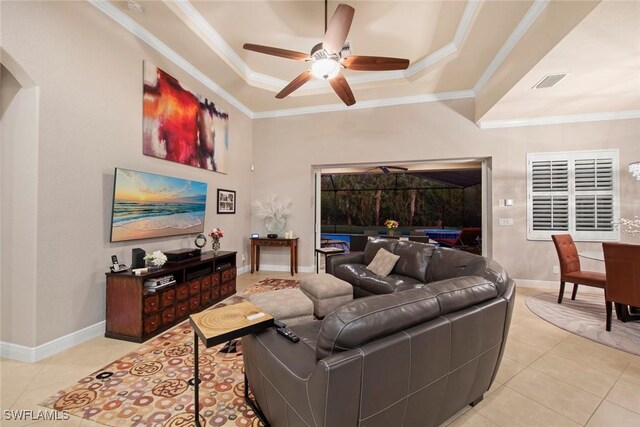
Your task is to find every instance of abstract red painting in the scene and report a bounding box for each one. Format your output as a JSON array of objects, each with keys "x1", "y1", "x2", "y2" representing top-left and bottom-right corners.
[{"x1": 143, "y1": 61, "x2": 229, "y2": 173}]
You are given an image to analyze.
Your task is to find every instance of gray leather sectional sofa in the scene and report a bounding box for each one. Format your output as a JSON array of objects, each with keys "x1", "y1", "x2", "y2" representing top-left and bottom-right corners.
[
  {"x1": 327, "y1": 238, "x2": 504, "y2": 298},
  {"x1": 242, "y1": 238, "x2": 516, "y2": 427}
]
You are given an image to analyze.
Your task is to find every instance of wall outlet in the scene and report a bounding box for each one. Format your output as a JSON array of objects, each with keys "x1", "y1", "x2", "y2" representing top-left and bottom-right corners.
[
  {"x1": 499, "y1": 218, "x2": 514, "y2": 226},
  {"x1": 498, "y1": 199, "x2": 505, "y2": 207},
  {"x1": 241, "y1": 253, "x2": 246, "y2": 264},
  {"x1": 553, "y1": 265, "x2": 559, "y2": 274}
]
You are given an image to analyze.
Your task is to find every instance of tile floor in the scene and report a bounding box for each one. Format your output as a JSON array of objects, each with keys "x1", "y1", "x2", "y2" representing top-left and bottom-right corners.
[{"x1": 1, "y1": 271, "x2": 639, "y2": 426}]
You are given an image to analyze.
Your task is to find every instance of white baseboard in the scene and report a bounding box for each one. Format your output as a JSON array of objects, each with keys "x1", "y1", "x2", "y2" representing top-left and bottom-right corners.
[
  {"x1": 250, "y1": 264, "x2": 315, "y2": 274},
  {"x1": 0, "y1": 321, "x2": 105, "y2": 363},
  {"x1": 237, "y1": 265, "x2": 250, "y2": 275},
  {"x1": 513, "y1": 279, "x2": 557, "y2": 289}
]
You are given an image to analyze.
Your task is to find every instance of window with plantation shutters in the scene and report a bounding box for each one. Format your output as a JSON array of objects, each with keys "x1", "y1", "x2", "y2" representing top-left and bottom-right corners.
[{"x1": 527, "y1": 150, "x2": 619, "y2": 241}]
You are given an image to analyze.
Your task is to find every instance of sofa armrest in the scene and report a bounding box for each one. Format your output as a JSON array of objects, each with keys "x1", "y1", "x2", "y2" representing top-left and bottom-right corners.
[
  {"x1": 242, "y1": 329, "x2": 318, "y2": 424},
  {"x1": 242, "y1": 328, "x2": 363, "y2": 427},
  {"x1": 326, "y1": 252, "x2": 365, "y2": 275}
]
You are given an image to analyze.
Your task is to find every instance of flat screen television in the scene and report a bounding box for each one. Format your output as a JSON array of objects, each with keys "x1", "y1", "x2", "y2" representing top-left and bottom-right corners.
[{"x1": 110, "y1": 168, "x2": 207, "y2": 242}]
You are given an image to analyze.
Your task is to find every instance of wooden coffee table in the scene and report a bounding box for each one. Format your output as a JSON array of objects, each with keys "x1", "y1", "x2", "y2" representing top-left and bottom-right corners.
[{"x1": 190, "y1": 301, "x2": 274, "y2": 426}]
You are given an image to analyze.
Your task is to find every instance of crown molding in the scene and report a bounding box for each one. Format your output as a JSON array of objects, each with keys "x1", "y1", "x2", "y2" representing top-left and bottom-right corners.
[
  {"x1": 169, "y1": 0, "x2": 480, "y2": 92},
  {"x1": 477, "y1": 110, "x2": 640, "y2": 129},
  {"x1": 88, "y1": 0, "x2": 254, "y2": 118},
  {"x1": 88, "y1": 0, "x2": 633, "y2": 126},
  {"x1": 473, "y1": 0, "x2": 550, "y2": 95},
  {"x1": 253, "y1": 90, "x2": 475, "y2": 119}
]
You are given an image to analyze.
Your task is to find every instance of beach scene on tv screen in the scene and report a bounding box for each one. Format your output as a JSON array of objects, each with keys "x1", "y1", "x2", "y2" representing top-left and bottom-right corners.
[{"x1": 111, "y1": 169, "x2": 207, "y2": 242}]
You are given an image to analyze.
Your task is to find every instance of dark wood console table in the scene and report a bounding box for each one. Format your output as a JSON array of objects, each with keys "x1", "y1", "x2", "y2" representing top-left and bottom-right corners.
[
  {"x1": 250, "y1": 238, "x2": 298, "y2": 276},
  {"x1": 105, "y1": 251, "x2": 236, "y2": 342}
]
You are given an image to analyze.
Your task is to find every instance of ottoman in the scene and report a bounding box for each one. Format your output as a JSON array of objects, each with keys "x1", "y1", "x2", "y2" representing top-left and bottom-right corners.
[
  {"x1": 247, "y1": 288, "x2": 314, "y2": 327},
  {"x1": 300, "y1": 274, "x2": 353, "y2": 318}
]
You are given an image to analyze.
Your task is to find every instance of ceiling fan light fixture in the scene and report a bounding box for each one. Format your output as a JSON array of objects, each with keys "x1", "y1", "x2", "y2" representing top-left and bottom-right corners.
[{"x1": 312, "y1": 58, "x2": 340, "y2": 80}]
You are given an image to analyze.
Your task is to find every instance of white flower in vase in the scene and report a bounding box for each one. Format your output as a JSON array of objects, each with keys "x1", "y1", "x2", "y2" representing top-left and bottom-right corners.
[
  {"x1": 144, "y1": 251, "x2": 167, "y2": 267},
  {"x1": 254, "y1": 195, "x2": 292, "y2": 235}
]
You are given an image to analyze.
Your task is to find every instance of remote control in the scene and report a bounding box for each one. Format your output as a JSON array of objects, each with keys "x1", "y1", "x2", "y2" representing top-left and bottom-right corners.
[
  {"x1": 276, "y1": 327, "x2": 299, "y2": 343},
  {"x1": 273, "y1": 320, "x2": 287, "y2": 329}
]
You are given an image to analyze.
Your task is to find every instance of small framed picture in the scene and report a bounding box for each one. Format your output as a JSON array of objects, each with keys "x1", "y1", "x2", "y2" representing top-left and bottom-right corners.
[{"x1": 217, "y1": 189, "x2": 236, "y2": 214}]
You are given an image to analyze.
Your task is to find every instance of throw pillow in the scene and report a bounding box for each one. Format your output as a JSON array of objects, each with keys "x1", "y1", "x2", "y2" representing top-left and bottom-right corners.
[{"x1": 366, "y1": 248, "x2": 400, "y2": 277}]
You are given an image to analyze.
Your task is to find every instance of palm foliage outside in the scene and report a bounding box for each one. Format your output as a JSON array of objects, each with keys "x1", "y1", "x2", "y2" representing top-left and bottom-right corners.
[{"x1": 321, "y1": 174, "x2": 481, "y2": 233}]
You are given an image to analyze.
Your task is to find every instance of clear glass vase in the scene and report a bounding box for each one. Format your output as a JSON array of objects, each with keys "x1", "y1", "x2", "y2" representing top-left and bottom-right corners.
[
  {"x1": 211, "y1": 239, "x2": 221, "y2": 256},
  {"x1": 264, "y1": 217, "x2": 286, "y2": 236}
]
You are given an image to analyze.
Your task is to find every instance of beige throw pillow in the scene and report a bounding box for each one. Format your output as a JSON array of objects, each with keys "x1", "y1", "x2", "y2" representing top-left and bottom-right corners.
[{"x1": 366, "y1": 248, "x2": 400, "y2": 277}]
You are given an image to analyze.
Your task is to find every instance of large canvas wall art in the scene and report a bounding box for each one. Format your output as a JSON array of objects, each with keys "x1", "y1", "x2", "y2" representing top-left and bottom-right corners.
[
  {"x1": 143, "y1": 61, "x2": 229, "y2": 173},
  {"x1": 110, "y1": 168, "x2": 208, "y2": 242}
]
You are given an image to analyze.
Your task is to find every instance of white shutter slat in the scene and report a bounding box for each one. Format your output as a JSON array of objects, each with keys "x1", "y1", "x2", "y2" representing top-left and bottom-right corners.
[
  {"x1": 528, "y1": 150, "x2": 618, "y2": 241},
  {"x1": 575, "y1": 194, "x2": 614, "y2": 231},
  {"x1": 532, "y1": 160, "x2": 568, "y2": 191},
  {"x1": 532, "y1": 195, "x2": 568, "y2": 231},
  {"x1": 575, "y1": 158, "x2": 613, "y2": 191}
]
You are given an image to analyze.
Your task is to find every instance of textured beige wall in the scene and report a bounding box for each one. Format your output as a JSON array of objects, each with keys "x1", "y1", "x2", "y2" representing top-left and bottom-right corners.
[
  {"x1": 1, "y1": 1, "x2": 253, "y2": 346},
  {"x1": 475, "y1": 0, "x2": 599, "y2": 122},
  {"x1": 1, "y1": 66, "x2": 39, "y2": 347},
  {"x1": 252, "y1": 100, "x2": 640, "y2": 281}
]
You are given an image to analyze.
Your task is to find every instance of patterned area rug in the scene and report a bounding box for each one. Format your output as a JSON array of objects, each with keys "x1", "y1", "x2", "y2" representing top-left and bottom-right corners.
[
  {"x1": 42, "y1": 278, "x2": 299, "y2": 426},
  {"x1": 526, "y1": 291, "x2": 640, "y2": 356}
]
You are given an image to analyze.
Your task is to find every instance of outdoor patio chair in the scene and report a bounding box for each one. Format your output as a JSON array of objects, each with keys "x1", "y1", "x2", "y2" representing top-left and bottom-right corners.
[
  {"x1": 551, "y1": 234, "x2": 606, "y2": 304},
  {"x1": 602, "y1": 242, "x2": 640, "y2": 331},
  {"x1": 434, "y1": 227, "x2": 481, "y2": 254}
]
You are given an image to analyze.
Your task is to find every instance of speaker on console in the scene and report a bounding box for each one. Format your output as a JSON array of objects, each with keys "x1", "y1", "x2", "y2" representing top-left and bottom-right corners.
[{"x1": 132, "y1": 248, "x2": 146, "y2": 269}]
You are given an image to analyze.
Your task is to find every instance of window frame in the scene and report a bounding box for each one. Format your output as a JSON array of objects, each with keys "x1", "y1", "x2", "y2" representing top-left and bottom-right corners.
[{"x1": 527, "y1": 149, "x2": 620, "y2": 241}]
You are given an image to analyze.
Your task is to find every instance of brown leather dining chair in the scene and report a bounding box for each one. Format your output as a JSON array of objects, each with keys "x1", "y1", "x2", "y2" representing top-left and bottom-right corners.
[
  {"x1": 551, "y1": 234, "x2": 606, "y2": 304},
  {"x1": 602, "y1": 242, "x2": 640, "y2": 331}
]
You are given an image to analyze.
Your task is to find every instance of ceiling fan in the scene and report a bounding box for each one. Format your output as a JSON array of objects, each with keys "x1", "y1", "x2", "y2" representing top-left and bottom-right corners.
[
  {"x1": 243, "y1": 1, "x2": 410, "y2": 106},
  {"x1": 365, "y1": 166, "x2": 409, "y2": 175}
]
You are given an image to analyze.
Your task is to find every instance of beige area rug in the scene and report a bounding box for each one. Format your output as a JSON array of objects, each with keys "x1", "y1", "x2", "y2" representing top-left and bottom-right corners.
[
  {"x1": 41, "y1": 278, "x2": 299, "y2": 427},
  {"x1": 526, "y1": 291, "x2": 640, "y2": 356}
]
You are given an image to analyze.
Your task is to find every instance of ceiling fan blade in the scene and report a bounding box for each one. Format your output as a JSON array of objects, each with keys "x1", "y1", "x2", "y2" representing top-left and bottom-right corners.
[
  {"x1": 322, "y1": 4, "x2": 355, "y2": 54},
  {"x1": 276, "y1": 71, "x2": 313, "y2": 99},
  {"x1": 342, "y1": 56, "x2": 410, "y2": 71},
  {"x1": 243, "y1": 43, "x2": 310, "y2": 61},
  {"x1": 329, "y1": 73, "x2": 356, "y2": 106}
]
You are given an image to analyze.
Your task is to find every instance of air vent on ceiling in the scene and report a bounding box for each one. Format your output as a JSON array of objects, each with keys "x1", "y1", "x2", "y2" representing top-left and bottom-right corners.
[{"x1": 532, "y1": 73, "x2": 568, "y2": 89}]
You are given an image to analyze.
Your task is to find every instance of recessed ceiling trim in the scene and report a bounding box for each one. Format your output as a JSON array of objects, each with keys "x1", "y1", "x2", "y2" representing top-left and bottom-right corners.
[
  {"x1": 169, "y1": 0, "x2": 480, "y2": 92},
  {"x1": 454, "y1": 0, "x2": 480, "y2": 46},
  {"x1": 477, "y1": 110, "x2": 640, "y2": 129},
  {"x1": 473, "y1": 0, "x2": 550, "y2": 95},
  {"x1": 169, "y1": 0, "x2": 289, "y2": 90},
  {"x1": 253, "y1": 90, "x2": 475, "y2": 119},
  {"x1": 89, "y1": 0, "x2": 254, "y2": 117},
  {"x1": 405, "y1": 43, "x2": 457, "y2": 77},
  {"x1": 89, "y1": 0, "x2": 634, "y2": 125}
]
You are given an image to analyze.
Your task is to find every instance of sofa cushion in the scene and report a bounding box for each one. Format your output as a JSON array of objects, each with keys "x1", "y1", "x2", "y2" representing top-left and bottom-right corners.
[
  {"x1": 357, "y1": 274, "x2": 400, "y2": 295},
  {"x1": 366, "y1": 248, "x2": 400, "y2": 277},
  {"x1": 425, "y1": 276, "x2": 499, "y2": 314},
  {"x1": 392, "y1": 241, "x2": 435, "y2": 282},
  {"x1": 316, "y1": 288, "x2": 441, "y2": 359},
  {"x1": 316, "y1": 276, "x2": 499, "y2": 359},
  {"x1": 333, "y1": 263, "x2": 369, "y2": 284},
  {"x1": 427, "y1": 247, "x2": 486, "y2": 283},
  {"x1": 363, "y1": 238, "x2": 398, "y2": 264}
]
